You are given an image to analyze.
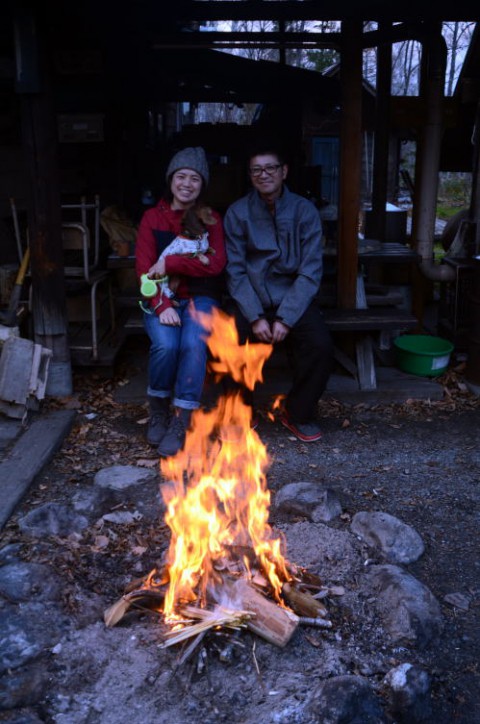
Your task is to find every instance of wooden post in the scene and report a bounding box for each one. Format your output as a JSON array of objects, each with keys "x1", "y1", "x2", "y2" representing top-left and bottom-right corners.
[
  {"x1": 337, "y1": 20, "x2": 363, "y2": 310},
  {"x1": 370, "y1": 22, "x2": 392, "y2": 242},
  {"x1": 14, "y1": 2, "x2": 72, "y2": 395}
]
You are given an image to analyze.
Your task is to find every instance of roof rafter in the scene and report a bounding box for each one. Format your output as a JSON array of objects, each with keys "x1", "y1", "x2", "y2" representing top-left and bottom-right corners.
[
  {"x1": 149, "y1": 21, "x2": 438, "y2": 52},
  {"x1": 153, "y1": 0, "x2": 479, "y2": 23}
]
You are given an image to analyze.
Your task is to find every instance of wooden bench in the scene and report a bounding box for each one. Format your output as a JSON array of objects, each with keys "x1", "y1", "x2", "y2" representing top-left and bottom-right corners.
[
  {"x1": 323, "y1": 307, "x2": 417, "y2": 332},
  {"x1": 119, "y1": 300, "x2": 418, "y2": 394},
  {"x1": 323, "y1": 307, "x2": 418, "y2": 391}
]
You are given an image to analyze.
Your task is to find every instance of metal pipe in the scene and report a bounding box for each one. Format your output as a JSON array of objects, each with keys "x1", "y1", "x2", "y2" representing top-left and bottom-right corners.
[{"x1": 411, "y1": 27, "x2": 455, "y2": 282}]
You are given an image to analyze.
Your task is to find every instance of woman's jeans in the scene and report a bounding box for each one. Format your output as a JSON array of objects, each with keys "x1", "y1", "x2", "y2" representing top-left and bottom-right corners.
[{"x1": 144, "y1": 296, "x2": 218, "y2": 410}]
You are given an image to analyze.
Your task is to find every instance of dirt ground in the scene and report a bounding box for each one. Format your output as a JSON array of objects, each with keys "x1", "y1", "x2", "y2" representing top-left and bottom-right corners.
[{"x1": 2, "y1": 348, "x2": 480, "y2": 724}]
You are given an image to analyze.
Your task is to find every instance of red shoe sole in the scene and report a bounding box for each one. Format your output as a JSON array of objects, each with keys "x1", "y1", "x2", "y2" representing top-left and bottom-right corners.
[{"x1": 279, "y1": 415, "x2": 322, "y2": 442}]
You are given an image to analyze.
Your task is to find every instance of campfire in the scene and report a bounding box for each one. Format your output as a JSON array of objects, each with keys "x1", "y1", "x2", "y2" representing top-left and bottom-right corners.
[{"x1": 105, "y1": 309, "x2": 333, "y2": 654}]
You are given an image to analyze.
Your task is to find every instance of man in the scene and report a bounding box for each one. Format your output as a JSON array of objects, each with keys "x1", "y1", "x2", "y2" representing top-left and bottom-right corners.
[{"x1": 223, "y1": 146, "x2": 334, "y2": 442}]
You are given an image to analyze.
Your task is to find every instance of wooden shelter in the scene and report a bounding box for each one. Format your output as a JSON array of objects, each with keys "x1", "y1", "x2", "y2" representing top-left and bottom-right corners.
[{"x1": 1, "y1": 1, "x2": 480, "y2": 393}]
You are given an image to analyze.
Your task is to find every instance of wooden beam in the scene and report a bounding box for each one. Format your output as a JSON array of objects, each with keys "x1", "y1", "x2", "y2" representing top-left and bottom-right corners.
[
  {"x1": 337, "y1": 20, "x2": 363, "y2": 309},
  {"x1": 370, "y1": 21, "x2": 393, "y2": 240},
  {"x1": 151, "y1": 31, "x2": 342, "y2": 51},
  {"x1": 0, "y1": 410, "x2": 76, "y2": 530},
  {"x1": 154, "y1": 1, "x2": 479, "y2": 23}
]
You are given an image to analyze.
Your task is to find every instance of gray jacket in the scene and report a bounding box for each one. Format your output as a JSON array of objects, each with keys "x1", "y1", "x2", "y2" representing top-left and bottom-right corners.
[{"x1": 224, "y1": 185, "x2": 323, "y2": 327}]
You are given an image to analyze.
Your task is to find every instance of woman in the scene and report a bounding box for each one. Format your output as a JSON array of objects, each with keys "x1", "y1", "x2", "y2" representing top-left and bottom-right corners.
[{"x1": 135, "y1": 146, "x2": 226, "y2": 457}]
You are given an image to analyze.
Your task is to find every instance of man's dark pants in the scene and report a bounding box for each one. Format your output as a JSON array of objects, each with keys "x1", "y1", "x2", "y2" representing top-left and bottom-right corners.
[{"x1": 224, "y1": 300, "x2": 334, "y2": 423}]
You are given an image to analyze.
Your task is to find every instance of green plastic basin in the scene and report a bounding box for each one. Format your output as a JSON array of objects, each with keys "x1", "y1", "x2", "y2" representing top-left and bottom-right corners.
[{"x1": 393, "y1": 334, "x2": 454, "y2": 377}]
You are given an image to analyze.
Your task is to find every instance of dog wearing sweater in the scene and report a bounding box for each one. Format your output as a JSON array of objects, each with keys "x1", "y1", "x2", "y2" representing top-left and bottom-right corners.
[{"x1": 147, "y1": 205, "x2": 216, "y2": 301}]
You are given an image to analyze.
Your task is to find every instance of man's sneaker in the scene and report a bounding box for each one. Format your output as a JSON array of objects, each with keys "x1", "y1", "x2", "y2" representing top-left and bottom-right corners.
[
  {"x1": 147, "y1": 397, "x2": 171, "y2": 445},
  {"x1": 279, "y1": 411, "x2": 322, "y2": 442},
  {"x1": 157, "y1": 410, "x2": 191, "y2": 458}
]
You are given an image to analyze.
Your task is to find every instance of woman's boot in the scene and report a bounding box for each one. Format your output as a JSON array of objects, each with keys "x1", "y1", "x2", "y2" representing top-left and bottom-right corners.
[
  {"x1": 147, "y1": 396, "x2": 171, "y2": 445},
  {"x1": 157, "y1": 407, "x2": 192, "y2": 457}
]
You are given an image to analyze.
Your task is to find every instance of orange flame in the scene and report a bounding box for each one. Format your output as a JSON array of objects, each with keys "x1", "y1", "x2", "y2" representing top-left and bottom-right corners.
[
  {"x1": 267, "y1": 394, "x2": 285, "y2": 421},
  {"x1": 199, "y1": 307, "x2": 272, "y2": 390},
  {"x1": 160, "y1": 308, "x2": 291, "y2": 619}
]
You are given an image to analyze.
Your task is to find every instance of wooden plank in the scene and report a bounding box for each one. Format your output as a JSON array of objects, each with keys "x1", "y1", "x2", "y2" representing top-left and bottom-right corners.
[
  {"x1": 324, "y1": 368, "x2": 444, "y2": 405},
  {"x1": 0, "y1": 410, "x2": 76, "y2": 530},
  {"x1": 355, "y1": 336, "x2": 377, "y2": 390},
  {"x1": 324, "y1": 308, "x2": 417, "y2": 331},
  {"x1": 0, "y1": 337, "x2": 34, "y2": 405}
]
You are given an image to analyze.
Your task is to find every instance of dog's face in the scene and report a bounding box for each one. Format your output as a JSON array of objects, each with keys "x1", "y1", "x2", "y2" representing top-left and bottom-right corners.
[{"x1": 181, "y1": 206, "x2": 215, "y2": 238}]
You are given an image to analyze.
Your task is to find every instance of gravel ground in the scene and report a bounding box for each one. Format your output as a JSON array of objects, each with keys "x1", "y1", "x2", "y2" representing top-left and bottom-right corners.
[{"x1": 1, "y1": 350, "x2": 479, "y2": 723}]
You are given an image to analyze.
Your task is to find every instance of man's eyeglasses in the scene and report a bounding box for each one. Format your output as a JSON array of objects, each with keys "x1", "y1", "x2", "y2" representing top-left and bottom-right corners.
[{"x1": 249, "y1": 164, "x2": 282, "y2": 178}]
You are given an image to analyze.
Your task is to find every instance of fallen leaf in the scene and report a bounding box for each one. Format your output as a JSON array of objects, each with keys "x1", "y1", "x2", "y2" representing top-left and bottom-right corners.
[
  {"x1": 92, "y1": 535, "x2": 110, "y2": 550},
  {"x1": 131, "y1": 546, "x2": 147, "y2": 555},
  {"x1": 328, "y1": 585, "x2": 345, "y2": 596},
  {"x1": 444, "y1": 592, "x2": 471, "y2": 611},
  {"x1": 104, "y1": 597, "x2": 131, "y2": 627},
  {"x1": 304, "y1": 633, "x2": 322, "y2": 648},
  {"x1": 136, "y1": 458, "x2": 159, "y2": 468}
]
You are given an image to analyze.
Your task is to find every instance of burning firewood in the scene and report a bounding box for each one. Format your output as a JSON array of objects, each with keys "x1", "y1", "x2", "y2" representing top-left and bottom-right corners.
[
  {"x1": 215, "y1": 578, "x2": 299, "y2": 648},
  {"x1": 282, "y1": 582, "x2": 329, "y2": 619},
  {"x1": 159, "y1": 604, "x2": 254, "y2": 648},
  {"x1": 298, "y1": 617, "x2": 332, "y2": 629}
]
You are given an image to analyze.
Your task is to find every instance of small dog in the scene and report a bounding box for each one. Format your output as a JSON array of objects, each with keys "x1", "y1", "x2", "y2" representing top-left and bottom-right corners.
[{"x1": 146, "y1": 205, "x2": 217, "y2": 301}]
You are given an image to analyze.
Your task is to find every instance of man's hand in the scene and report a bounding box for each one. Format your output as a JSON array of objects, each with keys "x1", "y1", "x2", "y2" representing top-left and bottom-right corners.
[
  {"x1": 251, "y1": 318, "x2": 272, "y2": 343},
  {"x1": 272, "y1": 320, "x2": 290, "y2": 343},
  {"x1": 159, "y1": 307, "x2": 181, "y2": 326},
  {"x1": 148, "y1": 258, "x2": 166, "y2": 277}
]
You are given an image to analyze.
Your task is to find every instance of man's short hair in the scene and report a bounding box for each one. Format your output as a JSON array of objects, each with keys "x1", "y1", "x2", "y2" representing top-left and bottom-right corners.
[{"x1": 247, "y1": 144, "x2": 287, "y2": 166}]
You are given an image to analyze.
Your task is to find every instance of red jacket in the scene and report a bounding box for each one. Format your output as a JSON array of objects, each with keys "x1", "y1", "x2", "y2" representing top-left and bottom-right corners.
[{"x1": 135, "y1": 199, "x2": 226, "y2": 315}]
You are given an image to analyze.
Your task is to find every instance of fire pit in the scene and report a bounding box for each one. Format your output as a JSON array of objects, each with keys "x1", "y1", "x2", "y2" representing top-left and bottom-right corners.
[{"x1": 105, "y1": 309, "x2": 333, "y2": 653}]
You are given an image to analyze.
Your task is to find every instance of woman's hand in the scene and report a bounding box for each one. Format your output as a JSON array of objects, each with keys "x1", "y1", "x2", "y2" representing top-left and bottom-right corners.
[
  {"x1": 148, "y1": 258, "x2": 166, "y2": 278},
  {"x1": 159, "y1": 307, "x2": 181, "y2": 326}
]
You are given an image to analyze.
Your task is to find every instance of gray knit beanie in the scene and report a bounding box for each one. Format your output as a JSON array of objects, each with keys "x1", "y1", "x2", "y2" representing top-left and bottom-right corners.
[{"x1": 166, "y1": 146, "x2": 209, "y2": 186}]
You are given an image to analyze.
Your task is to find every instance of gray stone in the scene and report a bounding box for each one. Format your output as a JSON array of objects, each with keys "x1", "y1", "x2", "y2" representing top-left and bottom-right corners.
[
  {"x1": 0, "y1": 662, "x2": 49, "y2": 710},
  {"x1": 18, "y1": 503, "x2": 89, "y2": 537},
  {"x1": 0, "y1": 602, "x2": 71, "y2": 674},
  {"x1": 383, "y1": 663, "x2": 432, "y2": 722},
  {"x1": 94, "y1": 465, "x2": 157, "y2": 490},
  {"x1": 0, "y1": 562, "x2": 62, "y2": 603},
  {"x1": 275, "y1": 482, "x2": 342, "y2": 522},
  {"x1": 366, "y1": 564, "x2": 444, "y2": 648},
  {"x1": 0, "y1": 710, "x2": 45, "y2": 723},
  {"x1": 351, "y1": 511, "x2": 425, "y2": 563},
  {"x1": 0, "y1": 544, "x2": 23, "y2": 566},
  {"x1": 71, "y1": 486, "x2": 113, "y2": 516},
  {"x1": 307, "y1": 674, "x2": 386, "y2": 723}
]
